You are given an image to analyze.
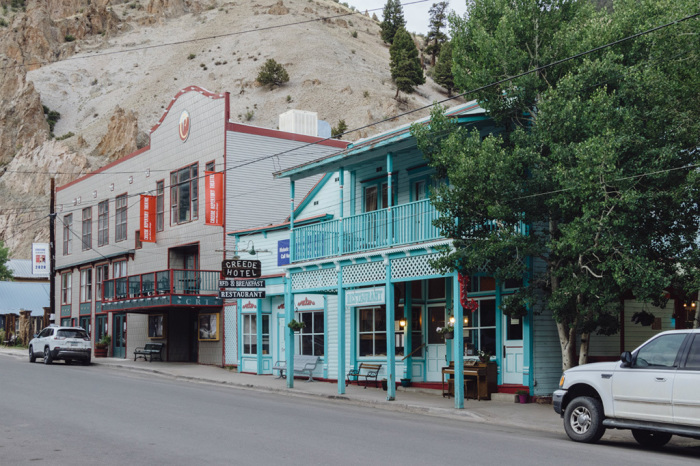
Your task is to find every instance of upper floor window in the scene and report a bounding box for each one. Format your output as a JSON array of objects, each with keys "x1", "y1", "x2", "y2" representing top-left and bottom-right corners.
[
  {"x1": 113, "y1": 260, "x2": 127, "y2": 279},
  {"x1": 82, "y1": 207, "x2": 92, "y2": 251},
  {"x1": 62, "y1": 214, "x2": 73, "y2": 255},
  {"x1": 170, "y1": 163, "x2": 198, "y2": 225},
  {"x1": 61, "y1": 272, "x2": 72, "y2": 304},
  {"x1": 156, "y1": 180, "x2": 164, "y2": 232},
  {"x1": 95, "y1": 264, "x2": 108, "y2": 302},
  {"x1": 115, "y1": 194, "x2": 127, "y2": 242},
  {"x1": 98, "y1": 200, "x2": 109, "y2": 247},
  {"x1": 80, "y1": 268, "x2": 92, "y2": 302}
]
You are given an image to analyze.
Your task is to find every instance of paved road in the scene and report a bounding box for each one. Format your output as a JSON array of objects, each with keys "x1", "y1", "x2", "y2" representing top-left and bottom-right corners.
[{"x1": 1, "y1": 357, "x2": 698, "y2": 465}]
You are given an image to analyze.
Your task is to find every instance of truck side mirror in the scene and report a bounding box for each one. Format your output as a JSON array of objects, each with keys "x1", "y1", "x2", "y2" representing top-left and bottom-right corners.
[{"x1": 620, "y1": 351, "x2": 633, "y2": 367}]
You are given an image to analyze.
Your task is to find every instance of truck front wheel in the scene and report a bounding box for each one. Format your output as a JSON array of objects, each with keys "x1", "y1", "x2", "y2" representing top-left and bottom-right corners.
[
  {"x1": 631, "y1": 429, "x2": 672, "y2": 448},
  {"x1": 563, "y1": 396, "x2": 606, "y2": 443}
]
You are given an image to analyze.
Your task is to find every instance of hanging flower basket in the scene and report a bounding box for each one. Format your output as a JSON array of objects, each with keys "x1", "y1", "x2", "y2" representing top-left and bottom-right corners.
[
  {"x1": 287, "y1": 319, "x2": 305, "y2": 332},
  {"x1": 443, "y1": 331, "x2": 454, "y2": 340}
]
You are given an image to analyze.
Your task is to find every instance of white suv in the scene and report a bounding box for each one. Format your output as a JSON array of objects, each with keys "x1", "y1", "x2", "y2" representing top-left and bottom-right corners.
[
  {"x1": 29, "y1": 326, "x2": 92, "y2": 365},
  {"x1": 554, "y1": 328, "x2": 700, "y2": 447}
]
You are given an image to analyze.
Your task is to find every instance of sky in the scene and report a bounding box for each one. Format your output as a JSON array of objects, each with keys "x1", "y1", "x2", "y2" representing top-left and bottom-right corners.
[{"x1": 347, "y1": 0, "x2": 467, "y2": 36}]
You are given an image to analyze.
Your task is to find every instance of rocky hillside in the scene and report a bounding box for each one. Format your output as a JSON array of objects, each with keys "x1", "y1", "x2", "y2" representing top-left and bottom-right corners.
[{"x1": 0, "y1": 0, "x2": 459, "y2": 258}]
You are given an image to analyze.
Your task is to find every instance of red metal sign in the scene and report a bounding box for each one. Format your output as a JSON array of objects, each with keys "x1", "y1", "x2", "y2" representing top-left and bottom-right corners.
[{"x1": 140, "y1": 195, "x2": 156, "y2": 242}]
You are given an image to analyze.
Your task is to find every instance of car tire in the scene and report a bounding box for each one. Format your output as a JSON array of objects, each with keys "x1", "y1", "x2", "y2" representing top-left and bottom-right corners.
[
  {"x1": 631, "y1": 429, "x2": 672, "y2": 448},
  {"x1": 563, "y1": 396, "x2": 606, "y2": 443},
  {"x1": 29, "y1": 346, "x2": 36, "y2": 363},
  {"x1": 83, "y1": 356, "x2": 91, "y2": 366},
  {"x1": 65, "y1": 359, "x2": 72, "y2": 365},
  {"x1": 43, "y1": 346, "x2": 53, "y2": 365}
]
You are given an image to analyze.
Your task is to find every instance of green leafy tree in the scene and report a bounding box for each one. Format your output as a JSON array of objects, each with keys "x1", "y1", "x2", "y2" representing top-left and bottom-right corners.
[
  {"x1": 433, "y1": 40, "x2": 454, "y2": 95},
  {"x1": 0, "y1": 241, "x2": 12, "y2": 281},
  {"x1": 389, "y1": 27, "x2": 425, "y2": 98},
  {"x1": 413, "y1": 0, "x2": 700, "y2": 370},
  {"x1": 380, "y1": 0, "x2": 406, "y2": 44},
  {"x1": 424, "y1": 1, "x2": 449, "y2": 67},
  {"x1": 256, "y1": 59, "x2": 289, "y2": 88}
]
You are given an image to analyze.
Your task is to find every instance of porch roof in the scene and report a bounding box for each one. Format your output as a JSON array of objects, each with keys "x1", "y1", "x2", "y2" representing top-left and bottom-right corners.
[
  {"x1": 273, "y1": 101, "x2": 487, "y2": 181},
  {"x1": 0, "y1": 281, "x2": 49, "y2": 316}
]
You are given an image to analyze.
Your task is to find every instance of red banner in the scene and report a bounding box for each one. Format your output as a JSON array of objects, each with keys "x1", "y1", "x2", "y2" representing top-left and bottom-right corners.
[
  {"x1": 140, "y1": 195, "x2": 156, "y2": 243},
  {"x1": 205, "y1": 171, "x2": 223, "y2": 226}
]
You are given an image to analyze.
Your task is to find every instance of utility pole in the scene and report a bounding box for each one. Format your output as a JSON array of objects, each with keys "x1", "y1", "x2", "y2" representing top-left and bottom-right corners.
[{"x1": 49, "y1": 177, "x2": 55, "y2": 323}]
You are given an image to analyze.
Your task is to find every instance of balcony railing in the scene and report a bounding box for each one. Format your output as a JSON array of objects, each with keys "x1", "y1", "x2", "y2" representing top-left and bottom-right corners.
[
  {"x1": 103, "y1": 269, "x2": 221, "y2": 302},
  {"x1": 292, "y1": 199, "x2": 528, "y2": 263}
]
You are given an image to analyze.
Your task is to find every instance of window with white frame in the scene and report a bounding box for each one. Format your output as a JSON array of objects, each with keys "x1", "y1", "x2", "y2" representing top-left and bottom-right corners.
[
  {"x1": 82, "y1": 207, "x2": 92, "y2": 251},
  {"x1": 242, "y1": 314, "x2": 269, "y2": 355},
  {"x1": 98, "y1": 200, "x2": 109, "y2": 246},
  {"x1": 113, "y1": 260, "x2": 127, "y2": 279},
  {"x1": 115, "y1": 194, "x2": 127, "y2": 242},
  {"x1": 80, "y1": 268, "x2": 93, "y2": 302},
  {"x1": 462, "y1": 298, "x2": 497, "y2": 357},
  {"x1": 297, "y1": 311, "x2": 324, "y2": 356},
  {"x1": 170, "y1": 163, "x2": 199, "y2": 225},
  {"x1": 156, "y1": 180, "x2": 164, "y2": 232},
  {"x1": 358, "y1": 306, "x2": 387, "y2": 357},
  {"x1": 95, "y1": 264, "x2": 108, "y2": 301},
  {"x1": 62, "y1": 214, "x2": 72, "y2": 255},
  {"x1": 61, "y1": 272, "x2": 72, "y2": 304}
]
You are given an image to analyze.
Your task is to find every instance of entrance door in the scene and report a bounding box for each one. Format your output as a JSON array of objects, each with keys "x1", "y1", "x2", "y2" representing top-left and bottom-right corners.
[
  {"x1": 502, "y1": 313, "x2": 524, "y2": 385},
  {"x1": 113, "y1": 313, "x2": 126, "y2": 358},
  {"x1": 425, "y1": 305, "x2": 446, "y2": 381}
]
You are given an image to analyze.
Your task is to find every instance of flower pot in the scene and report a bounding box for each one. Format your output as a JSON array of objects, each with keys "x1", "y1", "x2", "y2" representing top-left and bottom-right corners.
[
  {"x1": 400, "y1": 378, "x2": 411, "y2": 388},
  {"x1": 381, "y1": 379, "x2": 388, "y2": 391},
  {"x1": 444, "y1": 331, "x2": 454, "y2": 340},
  {"x1": 94, "y1": 346, "x2": 108, "y2": 358},
  {"x1": 518, "y1": 394, "x2": 529, "y2": 404}
]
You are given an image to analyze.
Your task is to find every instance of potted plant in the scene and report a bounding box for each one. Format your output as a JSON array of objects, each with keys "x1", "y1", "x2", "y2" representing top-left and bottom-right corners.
[
  {"x1": 287, "y1": 319, "x2": 305, "y2": 332},
  {"x1": 516, "y1": 389, "x2": 529, "y2": 404},
  {"x1": 400, "y1": 378, "x2": 411, "y2": 387},
  {"x1": 477, "y1": 349, "x2": 492, "y2": 364},
  {"x1": 95, "y1": 334, "x2": 111, "y2": 357},
  {"x1": 436, "y1": 320, "x2": 455, "y2": 340}
]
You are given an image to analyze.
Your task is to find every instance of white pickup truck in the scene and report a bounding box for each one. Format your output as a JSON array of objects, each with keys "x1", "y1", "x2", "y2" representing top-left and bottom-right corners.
[{"x1": 553, "y1": 329, "x2": 700, "y2": 448}]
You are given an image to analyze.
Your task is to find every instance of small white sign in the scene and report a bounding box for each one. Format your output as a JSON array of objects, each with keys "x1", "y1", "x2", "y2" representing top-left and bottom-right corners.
[
  {"x1": 32, "y1": 243, "x2": 49, "y2": 276},
  {"x1": 346, "y1": 286, "x2": 386, "y2": 307}
]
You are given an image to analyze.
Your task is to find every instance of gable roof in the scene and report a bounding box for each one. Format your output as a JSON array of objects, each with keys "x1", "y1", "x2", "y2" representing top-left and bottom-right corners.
[{"x1": 0, "y1": 281, "x2": 50, "y2": 316}]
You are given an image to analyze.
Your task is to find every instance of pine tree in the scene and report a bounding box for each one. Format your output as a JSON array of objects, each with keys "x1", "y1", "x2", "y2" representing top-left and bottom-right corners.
[
  {"x1": 380, "y1": 0, "x2": 406, "y2": 44},
  {"x1": 256, "y1": 59, "x2": 289, "y2": 88},
  {"x1": 424, "y1": 1, "x2": 449, "y2": 67},
  {"x1": 433, "y1": 40, "x2": 454, "y2": 95},
  {"x1": 389, "y1": 27, "x2": 425, "y2": 98}
]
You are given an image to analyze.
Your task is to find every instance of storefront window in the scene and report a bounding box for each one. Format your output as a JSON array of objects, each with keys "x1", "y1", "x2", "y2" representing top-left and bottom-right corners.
[
  {"x1": 358, "y1": 306, "x2": 386, "y2": 357},
  {"x1": 463, "y1": 299, "x2": 497, "y2": 357},
  {"x1": 243, "y1": 315, "x2": 269, "y2": 355},
  {"x1": 297, "y1": 311, "x2": 324, "y2": 356}
]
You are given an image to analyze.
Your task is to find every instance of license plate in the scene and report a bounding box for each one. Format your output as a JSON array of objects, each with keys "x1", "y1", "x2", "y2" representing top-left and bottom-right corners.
[{"x1": 70, "y1": 341, "x2": 79, "y2": 347}]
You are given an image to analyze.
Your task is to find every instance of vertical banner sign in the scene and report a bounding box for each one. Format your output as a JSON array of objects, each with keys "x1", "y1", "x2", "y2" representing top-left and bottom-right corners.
[
  {"x1": 277, "y1": 239, "x2": 290, "y2": 266},
  {"x1": 140, "y1": 195, "x2": 156, "y2": 242},
  {"x1": 32, "y1": 243, "x2": 49, "y2": 276},
  {"x1": 205, "y1": 171, "x2": 223, "y2": 226}
]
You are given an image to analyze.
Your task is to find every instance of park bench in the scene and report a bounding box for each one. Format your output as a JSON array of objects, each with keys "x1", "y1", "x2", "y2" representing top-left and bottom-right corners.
[
  {"x1": 272, "y1": 355, "x2": 320, "y2": 382},
  {"x1": 134, "y1": 342, "x2": 164, "y2": 362},
  {"x1": 346, "y1": 363, "x2": 382, "y2": 389}
]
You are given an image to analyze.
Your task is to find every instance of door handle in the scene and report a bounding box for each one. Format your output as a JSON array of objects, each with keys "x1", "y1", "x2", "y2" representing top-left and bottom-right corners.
[{"x1": 655, "y1": 377, "x2": 666, "y2": 382}]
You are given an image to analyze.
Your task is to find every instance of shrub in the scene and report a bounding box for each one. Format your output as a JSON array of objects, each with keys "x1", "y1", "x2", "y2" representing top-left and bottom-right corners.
[
  {"x1": 351, "y1": 30, "x2": 357, "y2": 38},
  {"x1": 188, "y1": 53, "x2": 196, "y2": 60},
  {"x1": 56, "y1": 132, "x2": 74, "y2": 141},
  {"x1": 256, "y1": 59, "x2": 289, "y2": 88},
  {"x1": 64, "y1": 34, "x2": 76, "y2": 42},
  {"x1": 331, "y1": 119, "x2": 347, "y2": 139}
]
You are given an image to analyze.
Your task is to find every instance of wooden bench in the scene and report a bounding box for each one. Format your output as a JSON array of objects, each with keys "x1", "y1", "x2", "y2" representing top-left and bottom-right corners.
[
  {"x1": 272, "y1": 355, "x2": 320, "y2": 382},
  {"x1": 134, "y1": 342, "x2": 164, "y2": 362},
  {"x1": 346, "y1": 363, "x2": 382, "y2": 389}
]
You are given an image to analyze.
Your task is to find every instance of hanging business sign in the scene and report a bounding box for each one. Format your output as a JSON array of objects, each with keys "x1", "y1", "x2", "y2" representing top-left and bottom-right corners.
[
  {"x1": 140, "y1": 195, "x2": 156, "y2": 242},
  {"x1": 205, "y1": 171, "x2": 223, "y2": 226},
  {"x1": 221, "y1": 260, "x2": 262, "y2": 278},
  {"x1": 345, "y1": 286, "x2": 386, "y2": 307},
  {"x1": 31, "y1": 243, "x2": 49, "y2": 276},
  {"x1": 219, "y1": 279, "x2": 265, "y2": 288},
  {"x1": 295, "y1": 294, "x2": 324, "y2": 311},
  {"x1": 219, "y1": 290, "x2": 266, "y2": 299},
  {"x1": 277, "y1": 239, "x2": 290, "y2": 266}
]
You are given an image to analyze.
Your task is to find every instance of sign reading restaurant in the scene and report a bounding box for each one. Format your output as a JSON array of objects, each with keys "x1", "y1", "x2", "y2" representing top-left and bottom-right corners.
[
  {"x1": 345, "y1": 286, "x2": 386, "y2": 307},
  {"x1": 221, "y1": 260, "x2": 262, "y2": 278}
]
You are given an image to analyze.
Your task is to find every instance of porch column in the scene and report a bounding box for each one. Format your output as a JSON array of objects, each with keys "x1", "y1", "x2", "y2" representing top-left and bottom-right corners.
[
  {"x1": 289, "y1": 180, "x2": 295, "y2": 262},
  {"x1": 386, "y1": 153, "x2": 393, "y2": 247},
  {"x1": 338, "y1": 169, "x2": 344, "y2": 255},
  {"x1": 453, "y1": 272, "x2": 465, "y2": 409},
  {"x1": 337, "y1": 263, "x2": 346, "y2": 395},
  {"x1": 256, "y1": 299, "x2": 263, "y2": 374},
  {"x1": 405, "y1": 282, "x2": 413, "y2": 379},
  {"x1": 524, "y1": 256, "x2": 534, "y2": 392},
  {"x1": 385, "y1": 256, "x2": 396, "y2": 401},
  {"x1": 285, "y1": 272, "x2": 294, "y2": 388}
]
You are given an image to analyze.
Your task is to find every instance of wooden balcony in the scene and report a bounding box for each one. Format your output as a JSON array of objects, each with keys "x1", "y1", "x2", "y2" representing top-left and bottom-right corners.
[{"x1": 101, "y1": 269, "x2": 222, "y2": 312}]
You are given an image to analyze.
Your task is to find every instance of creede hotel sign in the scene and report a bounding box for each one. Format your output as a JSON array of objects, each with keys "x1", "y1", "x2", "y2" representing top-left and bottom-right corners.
[{"x1": 345, "y1": 287, "x2": 385, "y2": 307}]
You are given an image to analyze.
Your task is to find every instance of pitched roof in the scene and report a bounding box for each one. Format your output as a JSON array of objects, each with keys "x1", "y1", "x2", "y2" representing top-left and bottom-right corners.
[
  {"x1": 7, "y1": 259, "x2": 33, "y2": 278},
  {"x1": 0, "y1": 281, "x2": 50, "y2": 316}
]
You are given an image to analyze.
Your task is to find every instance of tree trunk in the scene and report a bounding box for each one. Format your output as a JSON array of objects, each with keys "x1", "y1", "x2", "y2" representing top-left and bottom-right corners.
[
  {"x1": 578, "y1": 332, "x2": 590, "y2": 366},
  {"x1": 557, "y1": 321, "x2": 577, "y2": 371}
]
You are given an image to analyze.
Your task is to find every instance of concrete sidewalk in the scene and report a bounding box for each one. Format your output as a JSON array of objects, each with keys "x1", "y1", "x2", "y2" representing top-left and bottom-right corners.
[{"x1": 3, "y1": 346, "x2": 698, "y2": 448}]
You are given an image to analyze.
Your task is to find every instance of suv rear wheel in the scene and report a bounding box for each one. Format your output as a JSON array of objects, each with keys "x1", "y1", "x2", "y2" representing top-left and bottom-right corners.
[
  {"x1": 29, "y1": 346, "x2": 36, "y2": 363},
  {"x1": 631, "y1": 429, "x2": 672, "y2": 448},
  {"x1": 563, "y1": 396, "x2": 606, "y2": 443},
  {"x1": 43, "y1": 346, "x2": 53, "y2": 365}
]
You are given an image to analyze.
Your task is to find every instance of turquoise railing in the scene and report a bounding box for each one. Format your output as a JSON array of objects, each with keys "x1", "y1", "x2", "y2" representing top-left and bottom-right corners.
[
  {"x1": 102, "y1": 270, "x2": 220, "y2": 301},
  {"x1": 291, "y1": 199, "x2": 528, "y2": 262}
]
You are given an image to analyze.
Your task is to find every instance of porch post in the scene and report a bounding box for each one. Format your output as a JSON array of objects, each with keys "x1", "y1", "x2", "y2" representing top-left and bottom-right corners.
[
  {"x1": 525, "y1": 256, "x2": 534, "y2": 392},
  {"x1": 386, "y1": 153, "x2": 393, "y2": 247},
  {"x1": 339, "y1": 169, "x2": 344, "y2": 255},
  {"x1": 256, "y1": 299, "x2": 263, "y2": 374},
  {"x1": 337, "y1": 263, "x2": 346, "y2": 394},
  {"x1": 289, "y1": 180, "x2": 295, "y2": 262},
  {"x1": 453, "y1": 272, "x2": 465, "y2": 409},
  {"x1": 285, "y1": 272, "x2": 294, "y2": 388},
  {"x1": 385, "y1": 256, "x2": 396, "y2": 401},
  {"x1": 405, "y1": 282, "x2": 413, "y2": 379}
]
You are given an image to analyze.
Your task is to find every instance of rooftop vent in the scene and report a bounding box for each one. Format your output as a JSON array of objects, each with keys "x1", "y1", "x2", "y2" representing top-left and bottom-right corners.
[{"x1": 279, "y1": 109, "x2": 318, "y2": 137}]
